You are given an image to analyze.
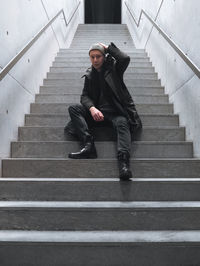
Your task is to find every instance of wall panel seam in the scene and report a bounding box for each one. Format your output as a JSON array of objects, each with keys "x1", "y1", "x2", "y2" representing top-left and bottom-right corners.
[
  {"x1": 144, "y1": 0, "x2": 165, "y2": 49},
  {"x1": 40, "y1": 0, "x2": 60, "y2": 48}
]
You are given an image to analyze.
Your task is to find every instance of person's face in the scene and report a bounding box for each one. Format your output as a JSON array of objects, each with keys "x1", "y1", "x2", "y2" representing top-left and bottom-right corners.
[{"x1": 89, "y1": 50, "x2": 105, "y2": 71}]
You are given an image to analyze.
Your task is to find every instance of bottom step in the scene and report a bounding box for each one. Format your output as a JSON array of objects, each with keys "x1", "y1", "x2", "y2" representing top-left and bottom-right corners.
[{"x1": 0, "y1": 231, "x2": 200, "y2": 266}]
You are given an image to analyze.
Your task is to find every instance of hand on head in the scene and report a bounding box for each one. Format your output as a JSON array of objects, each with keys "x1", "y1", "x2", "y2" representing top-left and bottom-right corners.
[{"x1": 98, "y1": 43, "x2": 108, "y2": 50}]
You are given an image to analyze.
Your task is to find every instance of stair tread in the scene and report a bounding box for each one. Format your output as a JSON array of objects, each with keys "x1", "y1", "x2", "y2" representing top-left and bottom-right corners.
[
  {"x1": 1, "y1": 201, "x2": 200, "y2": 208},
  {"x1": 0, "y1": 230, "x2": 200, "y2": 243},
  {"x1": 1, "y1": 177, "x2": 200, "y2": 182}
]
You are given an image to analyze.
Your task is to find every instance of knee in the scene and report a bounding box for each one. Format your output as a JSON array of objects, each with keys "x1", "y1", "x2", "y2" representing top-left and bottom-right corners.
[
  {"x1": 116, "y1": 117, "x2": 129, "y2": 128},
  {"x1": 68, "y1": 104, "x2": 81, "y2": 115}
]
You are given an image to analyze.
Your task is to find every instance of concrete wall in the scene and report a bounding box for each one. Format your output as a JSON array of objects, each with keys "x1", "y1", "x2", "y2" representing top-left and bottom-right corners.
[
  {"x1": 0, "y1": 0, "x2": 84, "y2": 174},
  {"x1": 122, "y1": 0, "x2": 200, "y2": 157}
]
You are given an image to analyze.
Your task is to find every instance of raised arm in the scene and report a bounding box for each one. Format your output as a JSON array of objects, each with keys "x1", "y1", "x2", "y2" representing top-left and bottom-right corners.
[{"x1": 100, "y1": 42, "x2": 130, "y2": 75}]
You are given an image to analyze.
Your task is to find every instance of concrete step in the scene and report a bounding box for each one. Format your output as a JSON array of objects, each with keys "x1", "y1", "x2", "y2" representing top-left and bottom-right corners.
[
  {"x1": 35, "y1": 94, "x2": 168, "y2": 104},
  {"x1": 72, "y1": 37, "x2": 133, "y2": 40},
  {"x1": 0, "y1": 230, "x2": 200, "y2": 266},
  {"x1": 73, "y1": 34, "x2": 131, "y2": 36},
  {"x1": 0, "y1": 201, "x2": 200, "y2": 231},
  {"x1": 73, "y1": 32, "x2": 131, "y2": 35},
  {"x1": 74, "y1": 31, "x2": 131, "y2": 34},
  {"x1": 24, "y1": 114, "x2": 179, "y2": 127},
  {"x1": 75, "y1": 31, "x2": 131, "y2": 35},
  {"x1": 50, "y1": 66, "x2": 155, "y2": 74},
  {"x1": 54, "y1": 57, "x2": 150, "y2": 63},
  {"x1": 73, "y1": 31, "x2": 131, "y2": 34},
  {"x1": 71, "y1": 44, "x2": 135, "y2": 49},
  {"x1": 30, "y1": 103, "x2": 173, "y2": 114},
  {"x1": 77, "y1": 23, "x2": 128, "y2": 28},
  {"x1": 59, "y1": 48, "x2": 145, "y2": 53},
  {"x1": 71, "y1": 40, "x2": 134, "y2": 46},
  {"x1": 18, "y1": 126, "x2": 185, "y2": 142},
  {"x1": 71, "y1": 42, "x2": 134, "y2": 46},
  {"x1": 1, "y1": 178, "x2": 200, "y2": 201},
  {"x1": 40, "y1": 85, "x2": 165, "y2": 95},
  {"x1": 52, "y1": 61, "x2": 153, "y2": 67},
  {"x1": 72, "y1": 34, "x2": 133, "y2": 37},
  {"x1": 1, "y1": 230, "x2": 200, "y2": 266},
  {"x1": 43, "y1": 79, "x2": 161, "y2": 87},
  {"x1": 2, "y1": 158, "x2": 200, "y2": 178},
  {"x1": 47, "y1": 72, "x2": 158, "y2": 80},
  {"x1": 69, "y1": 29, "x2": 131, "y2": 32},
  {"x1": 11, "y1": 141, "x2": 193, "y2": 159},
  {"x1": 71, "y1": 41, "x2": 134, "y2": 45},
  {"x1": 72, "y1": 37, "x2": 133, "y2": 41},
  {"x1": 56, "y1": 53, "x2": 147, "y2": 58},
  {"x1": 57, "y1": 52, "x2": 148, "y2": 57}
]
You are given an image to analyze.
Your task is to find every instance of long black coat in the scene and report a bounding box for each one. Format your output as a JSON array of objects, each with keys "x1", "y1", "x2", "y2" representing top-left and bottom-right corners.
[{"x1": 65, "y1": 42, "x2": 142, "y2": 135}]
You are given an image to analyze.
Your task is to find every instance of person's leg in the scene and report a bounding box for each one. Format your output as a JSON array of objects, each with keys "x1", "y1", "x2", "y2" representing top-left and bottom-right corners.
[
  {"x1": 68, "y1": 104, "x2": 97, "y2": 159},
  {"x1": 68, "y1": 104, "x2": 92, "y2": 141},
  {"x1": 106, "y1": 114, "x2": 132, "y2": 180},
  {"x1": 111, "y1": 115, "x2": 131, "y2": 155}
]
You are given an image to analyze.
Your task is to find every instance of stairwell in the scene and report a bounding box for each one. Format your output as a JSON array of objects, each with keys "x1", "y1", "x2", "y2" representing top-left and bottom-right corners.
[{"x1": 1, "y1": 24, "x2": 200, "y2": 265}]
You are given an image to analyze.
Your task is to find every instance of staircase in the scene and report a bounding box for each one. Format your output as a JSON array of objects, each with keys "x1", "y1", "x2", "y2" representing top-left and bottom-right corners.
[{"x1": 1, "y1": 24, "x2": 200, "y2": 265}]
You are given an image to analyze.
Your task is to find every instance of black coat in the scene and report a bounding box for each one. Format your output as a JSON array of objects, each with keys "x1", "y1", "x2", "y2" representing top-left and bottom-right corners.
[{"x1": 65, "y1": 42, "x2": 142, "y2": 135}]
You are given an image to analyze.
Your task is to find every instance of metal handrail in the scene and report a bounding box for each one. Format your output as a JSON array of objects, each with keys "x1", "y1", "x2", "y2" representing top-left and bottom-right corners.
[
  {"x1": 125, "y1": 1, "x2": 200, "y2": 79},
  {"x1": 0, "y1": 1, "x2": 81, "y2": 81}
]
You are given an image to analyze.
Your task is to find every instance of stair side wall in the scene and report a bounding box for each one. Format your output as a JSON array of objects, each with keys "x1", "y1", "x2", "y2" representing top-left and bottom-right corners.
[
  {"x1": 123, "y1": 0, "x2": 200, "y2": 157},
  {"x1": 0, "y1": 0, "x2": 84, "y2": 175}
]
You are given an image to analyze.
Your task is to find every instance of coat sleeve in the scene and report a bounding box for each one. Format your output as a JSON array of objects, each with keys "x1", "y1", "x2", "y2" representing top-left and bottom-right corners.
[
  {"x1": 106, "y1": 42, "x2": 130, "y2": 76},
  {"x1": 80, "y1": 77, "x2": 95, "y2": 110}
]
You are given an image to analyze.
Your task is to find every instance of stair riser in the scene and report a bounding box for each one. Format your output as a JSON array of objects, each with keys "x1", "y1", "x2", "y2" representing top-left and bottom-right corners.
[
  {"x1": 66, "y1": 37, "x2": 134, "y2": 39},
  {"x1": 19, "y1": 127, "x2": 184, "y2": 142},
  {"x1": 54, "y1": 58, "x2": 149, "y2": 63},
  {"x1": 0, "y1": 180, "x2": 199, "y2": 201},
  {"x1": 11, "y1": 142, "x2": 193, "y2": 159},
  {"x1": 55, "y1": 54, "x2": 147, "y2": 59},
  {"x1": 50, "y1": 67, "x2": 155, "y2": 73},
  {"x1": 71, "y1": 45, "x2": 135, "y2": 49},
  {"x1": 77, "y1": 24, "x2": 128, "y2": 27},
  {"x1": 43, "y1": 79, "x2": 161, "y2": 87},
  {"x1": 60, "y1": 49, "x2": 145, "y2": 53},
  {"x1": 30, "y1": 103, "x2": 173, "y2": 114},
  {"x1": 25, "y1": 115, "x2": 179, "y2": 127},
  {"x1": 72, "y1": 37, "x2": 132, "y2": 39},
  {"x1": 0, "y1": 244, "x2": 200, "y2": 266},
  {"x1": 2, "y1": 159, "x2": 200, "y2": 178},
  {"x1": 72, "y1": 36, "x2": 133, "y2": 39},
  {"x1": 0, "y1": 208, "x2": 199, "y2": 230},
  {"x1": 40, "y1": 86, "x2": 164, "y2": 95},
  {"x1": 57, "y1": 53, "x2": 148, "y2": 58},
  {"x1": 71, "y1": 43, "x2": 135, "y2": 47},
  {"x1": 52, "y1": 62, "x2": 153, "y2": 67},
  {"x1": 35, "y1": 95, "x2": 168, "y2": 104},
  {"x1": 71, "y1": 37, "x2": 134, "y2": 40},
  {"x1": 72, "y1": 39, "x2": 134, "y2": 44},
  {"x1": 47, "y1": 73, "x2": 158, "y2": 80},
  {"x1": 72, "y1": 35, "x2": 132, "y2": 37}
]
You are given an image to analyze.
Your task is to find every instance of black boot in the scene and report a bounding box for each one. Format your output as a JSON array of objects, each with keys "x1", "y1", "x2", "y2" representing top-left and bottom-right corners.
[
  {"x1": 117, "y1": 151, "x2": 132, "y2": 180},
  {"x1": 68, "y1": 136, "x2": 97, "y2": 159}
]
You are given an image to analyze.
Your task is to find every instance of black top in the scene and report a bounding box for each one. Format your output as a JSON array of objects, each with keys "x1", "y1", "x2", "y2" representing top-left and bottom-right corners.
[{"x1": 96, "y1": 68, "x2": 116, "y2": 113}]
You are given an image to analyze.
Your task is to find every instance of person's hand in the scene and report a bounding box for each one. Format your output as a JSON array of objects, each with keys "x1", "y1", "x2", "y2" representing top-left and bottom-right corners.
[
  {"x1": 99, "y1": 43, "x2": 108, "y2": 50},
  {"x1": 89, "y1": 106, "x2": 104, "y2": 122}
]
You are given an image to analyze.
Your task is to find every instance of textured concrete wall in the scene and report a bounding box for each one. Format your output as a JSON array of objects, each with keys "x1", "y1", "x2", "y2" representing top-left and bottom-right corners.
[
  {"x1": 0, "y1": 0, "x2": 83, "y2": 174},
  {"x1": 122, "y1": 0, "x2": 200, "y2": 157}
]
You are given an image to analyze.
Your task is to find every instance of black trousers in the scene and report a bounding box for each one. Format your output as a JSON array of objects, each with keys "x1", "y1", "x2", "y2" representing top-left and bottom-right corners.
[{"x1": 68, "y1": 104, "x2": 131, "y2": 155}]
